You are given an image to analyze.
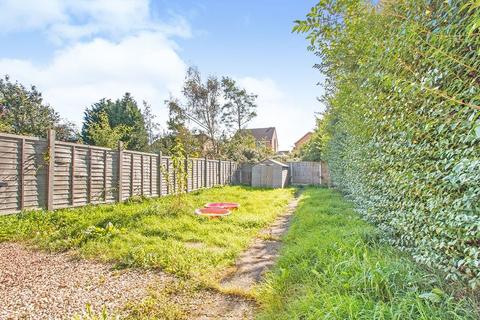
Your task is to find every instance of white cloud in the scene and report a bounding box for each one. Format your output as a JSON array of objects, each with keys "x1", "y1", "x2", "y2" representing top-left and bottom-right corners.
[
  {"x1": 0, "y1": 0, "x2": 191, "y2": 42},
  {"x1": 0, "y1": 0, "x2": 66, "y2": 32},
  {"x1": 0, "y1": 0, "x2": 316, "y2": 150},
  {"x1": 0, "y1": 31, "x2": 187, "y2": 128},
  {"x1": 238, "y1": 77, "x2": 316, "y2": 150},
  {"x1": 0, "y1": 0, "x2": 190, "y2": 132}
]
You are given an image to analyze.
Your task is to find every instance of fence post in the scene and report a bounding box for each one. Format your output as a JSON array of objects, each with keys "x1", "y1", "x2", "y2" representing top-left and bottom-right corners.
[
  {"x1": 173, "y1": 158, "x2": 176, "y2": 194},
  {"x1": 103, "y1": 150, "x2": 107, "y2": 201},
  {"x1": 46, "y1": 129, "x2": 55, "y2": 211},
  {"x1": 130, "y1": 153, "x2": 134, "y2": 197},
  {"x1": 239, "y1": 163, "x2": 242, "y2": 185},
  {"x1": 166, "y1": 157, "x2": 170, "y2": 194},
  {"x1": 184, "y1": 156, "x2": 189, "y2": 193},
  {"x1": 140, "y1": 155, "x2": 144, "y2": 196},
  {"x1": 204, "y1": 156, "x2": 208, "y2": 188},
  {"x1": 19, "y1": 138, "x2": 25, "y2": 210},
  {"x1": 229, "y1": 161, "x2": 232, "y2": 185},
  {"x1": 191, "y1": 159, "x2": 194, "y2": 191},
  {"x1": 196, "y1": 160, "x2": 199, "y2": 189},
  {"x1": 71, "y1": 146, "x2": 76, "y2": 206},
  {"x1": 218, "y1": 159, "x2": 221, "y2": 185},
  {"x1": 289, "y1": 162, "x2": 293, "y2": 185},
  {"x1": 87, "y1": 148, "x2": 92, "y2": 203},
  {"x1": 149, "y1": 155, "x2": 153, "y2": 197},
  {"x1": 117, "y1": 141, "x2": 123, "y2": 202},
  {"x1": 158, "y1": 151, "x2": 162, "y2": 196}
]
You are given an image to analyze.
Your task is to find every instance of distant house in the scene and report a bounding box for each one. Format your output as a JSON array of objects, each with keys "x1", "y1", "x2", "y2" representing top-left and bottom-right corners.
[
  {"x1": 245, "y1": 127, "x2": 278, "y2": 153},
  {"x1": 293, "y1": 132, "x2": 313, "y2": 152}
]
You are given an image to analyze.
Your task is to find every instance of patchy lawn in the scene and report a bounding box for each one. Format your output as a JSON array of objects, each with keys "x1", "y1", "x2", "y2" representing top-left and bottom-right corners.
[
  {"x1": 256, "y1": 188, "x2": 479, "y2": 320},
  {"x1": 0, "y1": 186, "x2": 294, "y2": 283},
  {"x1": 6, "y1": 186, "x2": 475, "y2": 319}
]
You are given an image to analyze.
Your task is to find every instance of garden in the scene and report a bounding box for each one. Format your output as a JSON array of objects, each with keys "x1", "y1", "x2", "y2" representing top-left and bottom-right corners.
[
  {"x1": 0, "y1": 186, "x2": 293, "y2": 280},
  {"x1": 0, "y1": 186, "x2": 294, "y2": 318},
  {"x1": 1, "y1": 186, "x2": 478, "y2": 319},
  {"x1": 0, "y1": 0, "x2": 479, "y2": 319}
]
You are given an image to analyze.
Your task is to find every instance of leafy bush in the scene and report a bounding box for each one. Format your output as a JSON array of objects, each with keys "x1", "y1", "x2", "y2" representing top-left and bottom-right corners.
[{"x1": 295, "y1": 0, "x2": 480, "y2": 287}]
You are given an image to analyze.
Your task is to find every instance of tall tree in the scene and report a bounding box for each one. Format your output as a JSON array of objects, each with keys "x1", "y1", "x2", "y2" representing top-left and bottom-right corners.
[
  {"x1": 168, "y1": 66, "x2": 224, "y2": 155},
  {"x1": 157, "y1": 97, "x2": 205, "y2": 157},
  {"x1": 166, "y1": 97, "x2": 187, "y2": 134},
  {"x1": 87, "y1": 112, "x2": 130, "y2": 149},
  {"x1": 222, "y1": 130, "x2": 272, "y2": 162},
  {"x1": 109, "y1": 93, "x2": 148, "y2": 150},
  {"x1": 82, "y1": 93, "x2": 148, "y2": 150},
  {"x1": 55, "y1": 120, "x2": 81, "y2": 142},
  {"x1": 81, "y1": 98, "x2": 112, "y2": 144},
  {"x1": 142, "y1": 100, "x2": 160, "y2": 145},
  {"x1": 221, "y1": 77, "x2": 257, "y2": 132},
  {"x1": 0, "y1": 75, "x2": 78, "y2": 140}
]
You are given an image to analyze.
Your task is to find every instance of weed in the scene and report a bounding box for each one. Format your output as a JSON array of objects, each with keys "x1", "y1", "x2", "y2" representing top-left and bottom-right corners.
[{"x1": 72, "y1": 305, "x2": 118, "y2": 320}]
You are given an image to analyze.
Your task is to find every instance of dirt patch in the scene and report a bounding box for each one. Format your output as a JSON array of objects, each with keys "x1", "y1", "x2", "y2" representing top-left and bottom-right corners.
[
  {"x1": 220, "y1": 195, "x2": 300, "y2": 292},
  {"x1": 120, "y1": 279, "x2": 255, "y2": 320},
  {"x1": 187, "y1": 290, "x2": 255, "y2": 320}
]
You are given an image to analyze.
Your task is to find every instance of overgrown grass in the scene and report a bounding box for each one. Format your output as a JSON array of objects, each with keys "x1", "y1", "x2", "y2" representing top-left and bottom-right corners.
[
  {"x1": 0, "y1": 186, "x2": 294, "y2": 282},
  {"x1": 256, "y1": 188, "x2": 479, "y2": 320}
]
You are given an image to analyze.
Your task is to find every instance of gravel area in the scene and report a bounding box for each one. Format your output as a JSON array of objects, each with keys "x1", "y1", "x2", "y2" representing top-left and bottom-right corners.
[{"x1": 0, "y1": 242, "x2": 170, "y2": 319}]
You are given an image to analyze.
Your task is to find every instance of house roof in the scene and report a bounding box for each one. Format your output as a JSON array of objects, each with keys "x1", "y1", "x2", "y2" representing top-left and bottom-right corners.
[
  {"x1": 294, "y1": 132, "x2": 313, "y2": 147},
  {"x1": 245, "y1": 127, "x2": 276, "y2": 141}
]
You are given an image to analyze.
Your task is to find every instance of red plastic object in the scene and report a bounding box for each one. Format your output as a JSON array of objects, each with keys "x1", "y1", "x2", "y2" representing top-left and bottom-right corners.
[
  {"x1": 195, "y1": 207, "x2": 231, "y2": 218},
  {"x1": 204, "y1": 202, "x2": 240, "y2": 210}
]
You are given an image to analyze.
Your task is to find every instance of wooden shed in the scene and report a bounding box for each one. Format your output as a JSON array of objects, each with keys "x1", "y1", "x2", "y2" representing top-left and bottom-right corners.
[{"x1": 251, "y1": 159, "x2": 289, "y2": 188}]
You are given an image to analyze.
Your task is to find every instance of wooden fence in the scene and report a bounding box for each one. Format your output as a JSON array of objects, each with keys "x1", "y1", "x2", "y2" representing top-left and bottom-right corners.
[
  {"x1": 288, "y1": 161, "x2": 329, "y2": 185},
  {"x1": 0, "y1": 130, "x2": 240, "y2": 215},
  {"x1": 238, "y1": 163, "x2": 253, "y2": 185},
  {"x1": 288, "y1": 161, "x2": 321, "y2": 185}
]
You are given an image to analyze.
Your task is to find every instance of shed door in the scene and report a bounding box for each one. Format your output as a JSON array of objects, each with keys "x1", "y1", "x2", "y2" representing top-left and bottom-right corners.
[{"x1": 261, "y1": 165, "x2": 274, "y2": 187}]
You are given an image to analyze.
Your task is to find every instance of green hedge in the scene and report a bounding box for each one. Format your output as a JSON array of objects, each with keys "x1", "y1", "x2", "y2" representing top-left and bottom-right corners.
[{"x1": 295, "y1": 0, "x2": 480, "y2": 288}]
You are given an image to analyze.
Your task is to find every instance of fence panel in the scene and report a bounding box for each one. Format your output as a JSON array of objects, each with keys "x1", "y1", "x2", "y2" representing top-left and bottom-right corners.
[
  {"x1": 239, "y1": 163, "x2": 253, "y2": 185},
  {"x1": 0, "y1": 131, "x2": 240, "y2": 215},
  {"x1": 0, "y1": 135, "x2": 21, "y2": 214},
  {"x1": 288, "y1": 161, "x2": 322, "y2": 185},
  {"x1": 24, "y1": 139, "x2": 48, "y2": 210}
]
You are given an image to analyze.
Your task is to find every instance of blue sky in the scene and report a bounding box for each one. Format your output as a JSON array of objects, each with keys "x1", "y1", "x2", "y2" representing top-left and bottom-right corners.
[{"x1": 0, "y1": 0, "x2": 323, "y2": 150}]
